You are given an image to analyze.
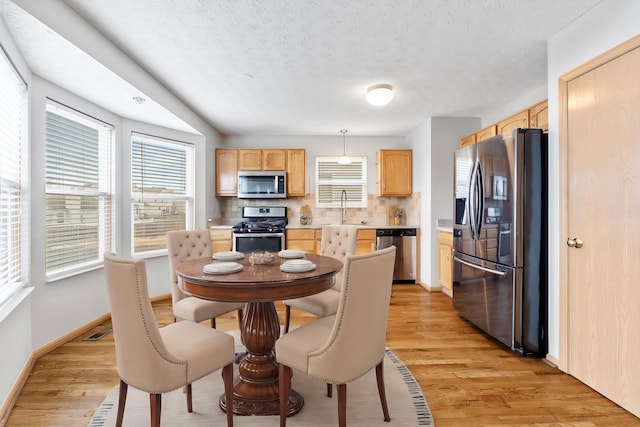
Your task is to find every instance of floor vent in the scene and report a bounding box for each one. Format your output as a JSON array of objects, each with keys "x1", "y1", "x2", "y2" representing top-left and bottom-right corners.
[{"x1": 84, "y1": 328, "x2": 112, "y2": 341}]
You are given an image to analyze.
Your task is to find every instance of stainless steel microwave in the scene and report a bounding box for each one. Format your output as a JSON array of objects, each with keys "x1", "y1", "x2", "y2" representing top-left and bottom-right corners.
[{"x1": 237, "y1": 171, "x2": 287, "y2": 199}]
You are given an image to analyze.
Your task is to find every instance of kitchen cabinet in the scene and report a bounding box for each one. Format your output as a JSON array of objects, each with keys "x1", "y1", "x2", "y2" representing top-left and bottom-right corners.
[
  {"x1": 285, "y1": 228, "x2": 317, "y2": 253},
  {"x1": 459, "y1": 101, "x2": 547, "y2": 148},
  {"x1": 286, "y1": 149, "x2": 306, "y2": 196},
  {"x1": 476, "y1": 125, "x2": 497, "y2": 143},
  {"x1": 210, "y1": 228, "x2": 232, "y2": 253},
  {"x1": 215, "y1": 149, "x2": 238, "y2": 196},
  {"x1": 438, "y1": 231, "x2": 453, "y2": 296},
  {"x1": 459, "y1": 125, "x2": 496, "y2": 148},
  {"x1": 356, "y1": 229, "x2": 376, "y2": 255},
  {"x1": 497, "y1": 110, "x2": 529, "y2": 136},
  {"x1": 238, "y1": 149, "x2": 286, "y2": 171},
  {"x1": 529, "y1": 100, "x2": 548, "y2": 132},
  {"x1": 216, "y1": 148, "x2": 305, "y2": 197},
  {"x1": 376, "y1": 149, "x2": 413, "y2": 197},
  {"x1": 460, "y1": 134, "x2": 476, "y2": 148}
]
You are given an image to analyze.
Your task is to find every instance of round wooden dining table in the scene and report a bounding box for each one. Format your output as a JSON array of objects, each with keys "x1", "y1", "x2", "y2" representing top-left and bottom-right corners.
[{"x1": 175, "y1": 253, "x2": 343, "y2": 417}]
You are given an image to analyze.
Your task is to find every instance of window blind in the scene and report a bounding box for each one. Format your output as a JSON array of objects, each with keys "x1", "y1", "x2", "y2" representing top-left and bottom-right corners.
[
  {"x1": 0, "y1": 47, "x2": 27, "y2": 306},
  {"x1": 45, "y1": 103, "x2": 113, "y2": 280},
  {"x1": 315, "y1": 156, "x2": 367, "y2": 208},
  {"x1": 131, "y1": 133, "x2": 193, "y2": 255}
]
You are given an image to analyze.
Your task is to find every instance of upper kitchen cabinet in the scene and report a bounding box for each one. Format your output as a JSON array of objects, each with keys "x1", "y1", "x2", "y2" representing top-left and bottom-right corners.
[
  {"x1": 238, "y1": 149, "x2": 286, "y2": 171},
  {"x1": 476, "y1": 125, "x2": 497, "y2": 143},
  {"x1": 376, "y1": 149, "x2": 413, "y2": 197},
  {"x1": 529, "y1": 100, "x2": 548, "y2": 132},
  {"x1": 460, "y1": 133, "x2": 476, "y2": 148},
  {"x1": 459, "y1": 125, "x2": 496, "y2": 148},
  {"x1": 216, "y1": 148, "x2": 305, "y2": 197},
  {"x1": 286, "y1": 149, "x2": 306, "y2": 196},
  {"x1": 497, "y1": 110, "x2": 529, "y2": 136},
  {"x1": 215, "y1": 149, "x2": 238, "y2": 195}
]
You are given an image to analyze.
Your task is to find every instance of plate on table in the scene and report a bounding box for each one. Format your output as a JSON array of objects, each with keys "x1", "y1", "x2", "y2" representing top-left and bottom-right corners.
[
  {"x1": 280, "y1": 259, "x2": 316, "y2": 273},
  {"x1": 278, "y1": 249, "x2": 306, "y2": 259},
  {"x1": 212, "y1": 251, "x2": 244, "y2": 260},
  {"x1": 203, "y1": 262, "x2": 243, "y2": 275}
]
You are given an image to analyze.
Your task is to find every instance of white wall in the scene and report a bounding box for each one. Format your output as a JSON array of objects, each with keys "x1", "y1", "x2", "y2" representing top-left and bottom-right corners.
[
  {"x1": 546, "y1": 0, "x2": 640, "y2": 361},
  {"x1": 1, "y1": 1, "x2": 225, "y2": 411},
  {"x1": 482, "y1": 84, "x2": 547, "y2": 128},
  {"x1": 405, "y1": 117, "x2": 478, "y2": 288},
  {"x1": 0, "y1": 1, "x2": 34, "y2": 408},
  {"x1": 428, "y1": 118, "x2": 479, "y2": 286}
]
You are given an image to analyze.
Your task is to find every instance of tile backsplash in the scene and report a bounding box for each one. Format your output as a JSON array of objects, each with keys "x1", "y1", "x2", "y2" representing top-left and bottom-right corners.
[{"x1": 217, "y1": 193, "x2": 421, "y2": 227}]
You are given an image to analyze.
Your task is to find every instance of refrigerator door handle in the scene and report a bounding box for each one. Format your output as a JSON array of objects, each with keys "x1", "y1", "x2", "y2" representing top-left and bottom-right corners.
[
  {"x1": 453, "y1": 255, "x2": 507, "y2": 276},
  {"x1": 468, "y1": 162, "x2": 478, "y2": 240},
  {"x1": 476, "y1": 162, "x2": 484, "y2": 236}
]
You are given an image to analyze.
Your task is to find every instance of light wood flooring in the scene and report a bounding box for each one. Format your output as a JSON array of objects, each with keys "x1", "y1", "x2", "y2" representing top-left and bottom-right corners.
[{"x1": 6, "y1": 285, "x2": 640, "y2": 426}]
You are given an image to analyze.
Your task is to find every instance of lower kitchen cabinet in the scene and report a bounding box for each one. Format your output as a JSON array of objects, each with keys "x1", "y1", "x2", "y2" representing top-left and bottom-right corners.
[
  {"x1": 285, "y1": 228, "x2": 317, "y2": 253},
  {"x1": 438, "y1": 231, "x2": 453, "y2": 297},
  {"x1": 210, "y1": 228, "x2": 232, "y2": 253},
  {"x1": 356, "y1": 229, "x2": 376, "y2": 255}
]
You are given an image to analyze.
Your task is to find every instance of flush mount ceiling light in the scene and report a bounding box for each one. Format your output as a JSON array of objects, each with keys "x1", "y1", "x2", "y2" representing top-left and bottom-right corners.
[
  {"x1": 337, "y1": 129, "x2": 352, "y2": 165},
  {"x1": 366, "y1": 83, "x2": 394, "y2": 106}
]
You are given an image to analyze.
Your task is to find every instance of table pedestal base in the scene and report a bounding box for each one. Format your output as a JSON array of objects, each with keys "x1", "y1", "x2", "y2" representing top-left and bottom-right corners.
[
  {"x1": 218, "y1": 301, "x2": 304, "y2": 416},
  {"x1": 219, "y1": 389, "x2": 303, "y2": 416}
]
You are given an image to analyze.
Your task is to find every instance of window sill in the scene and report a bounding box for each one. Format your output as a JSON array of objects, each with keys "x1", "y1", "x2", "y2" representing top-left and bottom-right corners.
[{"x1": 0, "y1": 287, "x2": 34, "y2": 323}]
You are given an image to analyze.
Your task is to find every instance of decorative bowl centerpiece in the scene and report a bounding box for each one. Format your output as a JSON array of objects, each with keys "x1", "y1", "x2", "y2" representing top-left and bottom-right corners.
[{"x1": 249, "y1": 250, "x2": 275, "y2": 265}]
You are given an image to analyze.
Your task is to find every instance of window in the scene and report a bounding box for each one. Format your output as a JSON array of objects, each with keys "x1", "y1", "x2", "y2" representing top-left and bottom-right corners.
[
  {"x1": 315, "y1": 156, "x2": 367, "y2": 208},
  {"x1": 0, "y1": 47, "x2": 27, "y2": 306},
  {"x1": 45, "y1": 102, "x2": 114, "y2": 281},
  {"x1": 131, "y1": 133, "x2": 194, "y2": 256}
]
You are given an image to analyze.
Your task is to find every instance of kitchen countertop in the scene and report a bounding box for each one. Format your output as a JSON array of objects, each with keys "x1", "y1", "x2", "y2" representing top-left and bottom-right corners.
[
  {"x1": 437, "y1": 219, "x2": 454, "y2": 233},
  {"x1": 208, "y1": 223, "x2": 420, "y2": 230}
]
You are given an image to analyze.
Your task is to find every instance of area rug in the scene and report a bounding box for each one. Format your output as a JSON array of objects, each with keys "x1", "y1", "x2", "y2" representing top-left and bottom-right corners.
[{"x1": 88, "y1": 331, "x2": 433, "y2": 426}]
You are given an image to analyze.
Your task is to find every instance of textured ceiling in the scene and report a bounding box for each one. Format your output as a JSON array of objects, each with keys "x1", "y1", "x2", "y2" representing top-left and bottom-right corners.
[{"x1": 3, "y1": 0, "x2": 601, "y2": 136}]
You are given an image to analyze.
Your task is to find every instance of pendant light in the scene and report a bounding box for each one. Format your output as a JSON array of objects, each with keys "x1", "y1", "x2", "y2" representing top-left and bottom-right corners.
[{"x1": 338, "y1": 129, "x2": 352, "y2": 165}]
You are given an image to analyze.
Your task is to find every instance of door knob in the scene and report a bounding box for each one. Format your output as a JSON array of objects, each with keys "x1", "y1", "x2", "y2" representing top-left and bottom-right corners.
[{"x1": 567, "y1": 237, "x2": 584, "y2": 248}]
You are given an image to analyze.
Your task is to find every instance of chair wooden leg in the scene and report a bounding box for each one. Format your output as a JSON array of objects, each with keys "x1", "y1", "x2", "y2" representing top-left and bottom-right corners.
[
  {"x1": 150, "y1": 393, "x2": 161, "y2": 427},
  {"x1": 327, "y1": 383, "x2": 332, "y2": 398},
  {"x1": 186, "y1": 383, "x2": 193, "y2": 413},
  {"x1": 279, "y1": 363, "x2": 291, "y2": 427},
  {"x1": 236, "y1": 308, "x2": 244, "y2": 331},
  {"x1": 337, "y1": 383, "x2": 347, "y2": 427},
  {"x1": 375, "y1": 360, "x2": 391, "y2": 422},
  {"x1": 115, "y1": 379, "x2": 128, "y2": 427},
  {"x1": 211, "y1": 317, "x2": 217, "y2": 328},
  {"x1": 222, "y1": 362, "x2": 234, "y2": 427},
  {"x1": 284, "y1": 305, "x2": 291, "y2": 333}
]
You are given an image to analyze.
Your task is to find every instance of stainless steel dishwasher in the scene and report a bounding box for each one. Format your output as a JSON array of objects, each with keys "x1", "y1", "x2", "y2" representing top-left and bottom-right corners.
[{"x1": 375, "y1": 228, "x2": 417, "y2": 283}]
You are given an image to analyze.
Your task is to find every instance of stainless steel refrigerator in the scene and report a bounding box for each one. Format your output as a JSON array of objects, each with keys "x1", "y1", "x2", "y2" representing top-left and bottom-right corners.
[{"x1": 452, "y1": 128, "x2": 547, "y2": 355}]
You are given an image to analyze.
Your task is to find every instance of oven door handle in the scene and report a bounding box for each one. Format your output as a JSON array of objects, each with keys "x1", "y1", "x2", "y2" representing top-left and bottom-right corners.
[{"x1": 233, "y1": 232, "x2": 284, "y2": 238}]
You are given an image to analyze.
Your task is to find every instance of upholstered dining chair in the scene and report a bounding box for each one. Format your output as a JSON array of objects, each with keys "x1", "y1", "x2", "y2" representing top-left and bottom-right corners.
[
  {"x1": 103, "y1": 253, "x2": 235, "y2": 427},
  {"x1": 282, "y1": 225, "x2": 358, "y2": 333},
  {"x1": 275, "y1": 245, "x2": 397, "y2": 427},
  {"x1": 166, "y1": 229, "x2": 244, "y2": 329}
]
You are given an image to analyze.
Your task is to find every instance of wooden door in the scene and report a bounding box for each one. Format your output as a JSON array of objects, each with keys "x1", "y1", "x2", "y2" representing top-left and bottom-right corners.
[
  {"x1": 565, "y1": 44, "x2": 640, "y2": 417},
  {"x1": 286, "y1": 149, "x2": 306, "y2": 196},
  {"x1": 215, "y1": 149, "x2": 238, "y2": 195}
]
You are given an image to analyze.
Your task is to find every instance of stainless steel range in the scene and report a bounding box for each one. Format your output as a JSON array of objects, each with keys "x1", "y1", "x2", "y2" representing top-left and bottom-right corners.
[{"x1": 232, "y1": 206, "x2": 288, "y2": 253}]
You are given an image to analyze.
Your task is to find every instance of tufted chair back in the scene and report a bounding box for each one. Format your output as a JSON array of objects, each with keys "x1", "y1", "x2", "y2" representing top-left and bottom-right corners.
[
  {"x1": 320, "y1": 225, "x2": 358, "y2": 290},
  {"x1": 166, "y1": 230, "x2": 213, "y2": 308}
]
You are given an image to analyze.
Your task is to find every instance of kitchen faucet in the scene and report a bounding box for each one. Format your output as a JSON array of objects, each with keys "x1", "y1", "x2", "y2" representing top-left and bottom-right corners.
[{"x1": 340, "y1": 189, "x2": 347, "y2": 224}]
